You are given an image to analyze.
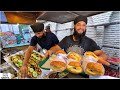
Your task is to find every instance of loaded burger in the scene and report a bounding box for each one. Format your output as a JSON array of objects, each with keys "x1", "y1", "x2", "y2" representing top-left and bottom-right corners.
[
  {"x1": 67, "y1": 61, "x2": 83, "y2": 74},
  {"x1": 50, "y1": 61, "x2": 66, "y2": 72},
  {"x1": 55, "y1": 50, "x2": 67, "y2": 55},
  {"x1": 67, "y1": 52, "x2": 82, "y2": 62},
  {"x1": 85, "y1": 62, "x2": 105, "y2": 76}
]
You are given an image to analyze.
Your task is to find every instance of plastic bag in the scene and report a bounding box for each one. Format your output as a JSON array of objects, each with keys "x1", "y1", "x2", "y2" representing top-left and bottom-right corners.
[
  {"x1": 50, "y1": 54, "x2": 67, "y2": 72},
  {"x1": 81, "y1": 55, "x2": 97, "y2": 72}
]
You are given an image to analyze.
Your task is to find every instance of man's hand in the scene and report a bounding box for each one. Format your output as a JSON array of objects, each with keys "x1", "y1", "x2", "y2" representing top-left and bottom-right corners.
[
  {"x1": 45, "y1": 45, "x2": 62, "y2": 57},
  {"x1": 97, "y1": 57, "x2": 110, "y2": 66},
  {"x1": 19, "y1": 65, "x2": 28, "y2": 78},
  {"x1": 93, "y1": 50, "x2": 110, "y2": 66},
  {"x1": 45, "y1": 50, "x2": 53, "y2": 57}
]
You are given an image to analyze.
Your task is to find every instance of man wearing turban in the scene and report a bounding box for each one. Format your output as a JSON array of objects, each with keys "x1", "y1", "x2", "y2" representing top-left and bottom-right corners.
[{"x1": 45, "y1": 15, "x2": 110, "y2": 67}]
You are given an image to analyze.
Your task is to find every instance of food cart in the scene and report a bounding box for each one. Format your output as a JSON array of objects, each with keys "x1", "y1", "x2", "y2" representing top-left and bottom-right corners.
[{"x1": 0, "y1": 11, "x2": 120, "y2": 79}]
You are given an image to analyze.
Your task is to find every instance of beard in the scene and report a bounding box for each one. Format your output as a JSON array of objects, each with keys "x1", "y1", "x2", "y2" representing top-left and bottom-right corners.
[
  {"x1": 73, "y1": 28, "x2": 86, "y2": 43},
  {"x1": 38, "y1": 33, "x2": 46, "y2": 41}
]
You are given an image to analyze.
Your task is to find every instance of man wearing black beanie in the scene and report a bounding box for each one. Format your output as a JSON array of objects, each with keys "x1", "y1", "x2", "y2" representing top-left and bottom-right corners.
[
  {"x1": 46, "y1": 15, "x2": 109, "y2": 67},
  {"x1": 20, "y1": 22, "x2": 59, "y2": 78},
  {"x1": 74, "y1": 15, "x2": 87, "y2": 25},
  {"x1": 73, "y1": 15, "x2": 88, "y2": 43}
]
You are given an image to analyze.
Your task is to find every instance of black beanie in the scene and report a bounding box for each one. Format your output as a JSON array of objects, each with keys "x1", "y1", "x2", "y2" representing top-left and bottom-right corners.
[
  {"x1": 74, "y1": 15, "x2": 87, "y2": 25},
  {"x1": 46, "y1": 26, "x2": 50, "y2": 29},
  {"x1": 30, "y1": 23, "x2": 44, "y2": 33}
]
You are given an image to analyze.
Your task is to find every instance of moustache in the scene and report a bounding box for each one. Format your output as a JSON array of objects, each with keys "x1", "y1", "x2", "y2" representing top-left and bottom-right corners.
[{"x1": 73, "y1": 29, "x2": 86, "y2": 42}]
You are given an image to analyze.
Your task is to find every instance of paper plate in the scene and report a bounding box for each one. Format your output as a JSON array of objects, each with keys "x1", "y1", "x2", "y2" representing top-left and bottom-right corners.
[{"x1": 38, "y1": 57, "x2": 50, "y2": 70}]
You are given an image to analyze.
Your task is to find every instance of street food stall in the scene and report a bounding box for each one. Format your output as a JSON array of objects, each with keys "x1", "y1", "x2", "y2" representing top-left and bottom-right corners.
[{"x1": 0, "y1": 11, "x2": 120, "y2": 79}]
